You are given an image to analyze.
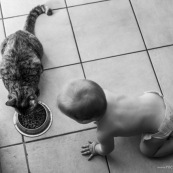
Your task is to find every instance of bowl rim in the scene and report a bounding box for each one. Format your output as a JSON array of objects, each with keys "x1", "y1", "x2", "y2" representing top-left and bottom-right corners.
[{"x1": 13, "y1": 101, "x2": 53, "y2": 137}]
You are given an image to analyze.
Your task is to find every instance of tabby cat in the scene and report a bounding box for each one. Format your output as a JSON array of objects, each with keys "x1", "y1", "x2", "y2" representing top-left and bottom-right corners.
[{"x1": 0, "y1": 5, "x2": 52, "y2": 114}]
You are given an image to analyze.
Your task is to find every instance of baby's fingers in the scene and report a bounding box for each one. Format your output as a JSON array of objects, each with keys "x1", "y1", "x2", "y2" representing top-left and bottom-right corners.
[
  {"x1": 81, "y1": 144, "x2": 89, "y2": 149},
  {"x1": 81, "y1": 150, "x2": 91, "y2": 155},
  {"x1": 88, "y1": 154, "x2": 94, "y2": 161},
  {"x1": 81, "y1": 148, "x2": 90, "y2": 153}
]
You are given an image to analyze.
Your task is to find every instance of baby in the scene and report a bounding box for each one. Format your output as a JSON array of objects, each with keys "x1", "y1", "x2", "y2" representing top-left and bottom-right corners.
[{"x1": 57, "y1": 79, "x2": 173, "y2": 160}]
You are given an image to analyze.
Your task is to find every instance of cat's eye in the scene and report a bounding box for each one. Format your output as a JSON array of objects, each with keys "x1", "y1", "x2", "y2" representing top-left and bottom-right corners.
[{"x1": 8, "y1": 95, "x2": 12, "y2": 99}]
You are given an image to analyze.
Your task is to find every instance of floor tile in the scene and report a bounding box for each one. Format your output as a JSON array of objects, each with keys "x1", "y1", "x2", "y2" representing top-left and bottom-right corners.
[
  {"x1": 131, "y1": 0, "x2": 173, "y2": 48},
  {"x1": 26, "y1": 129, "x2": 109, "y2": 173},
  {"x1": 0, "y1": 145, "x2": 28, "y2": 173},
  {"x1": 66, "y1": 0, "x2": 107, "y2": 6},
  {"x1": 0, "y1": 20, "x2": 5, "y2": 44},
  {"x1": 149, "y1": 46, "x2": 173, "y2": 102},
  {"x1": 0, "y1": 20, "x2": 5, "y2": 62},
  {"x1": 34, "y1": 9, "x2": 80, "y2": 69},
  {"x1": 0, "y1": 81, "x2": 22, "y2": 147},
  {"x1": 24, "y1": 65, "x2": 95, "y2": 142},
  {"x1": 3, "y1": 16, "x2": 26, "y2": 36},
  {"x1": 1, "y1": 0, "x2": 65, "y2": 18},
  {"x1": 69, "y1": 0, "x2": 144, "y2": 62},
  {"x1": 4, "y1": 9, "x2": 80, "y2": 69},
  {"x1": 83, "y1": 52, "x2": 160, "y2": 96},
  {"x1": 108, "y1": 136, "x2": 173, "y2": 173}
]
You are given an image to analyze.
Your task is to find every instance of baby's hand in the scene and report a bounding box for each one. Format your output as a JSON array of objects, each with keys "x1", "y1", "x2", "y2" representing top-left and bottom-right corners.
[{"x1": 81, "y1": 141, "x2": 98, "y2": 161}]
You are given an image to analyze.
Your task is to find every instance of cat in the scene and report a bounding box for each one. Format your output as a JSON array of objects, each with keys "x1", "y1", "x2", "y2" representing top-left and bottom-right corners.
[{"x1": 0, "y1": 5, "x2": 52, "y2": 115}]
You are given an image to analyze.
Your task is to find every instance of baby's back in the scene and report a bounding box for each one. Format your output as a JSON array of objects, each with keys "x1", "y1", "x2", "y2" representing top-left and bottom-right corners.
[{"x1": 98, "y1": 91, "x2": 165, "y2": 138}]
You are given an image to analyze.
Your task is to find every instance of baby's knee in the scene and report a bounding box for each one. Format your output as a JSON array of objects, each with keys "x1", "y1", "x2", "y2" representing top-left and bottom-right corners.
[{"x1": 139, "y1": 142, "x2": 154, "y2": 158}]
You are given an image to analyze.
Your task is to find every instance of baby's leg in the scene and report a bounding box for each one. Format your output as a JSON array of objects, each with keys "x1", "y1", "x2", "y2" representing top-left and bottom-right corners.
[
  {"x1": 139, "y1": 135, "x2": 167, "y2": 158},
  {"x1": 153, "y1": 137, "x2": 173, "y2": 157}
]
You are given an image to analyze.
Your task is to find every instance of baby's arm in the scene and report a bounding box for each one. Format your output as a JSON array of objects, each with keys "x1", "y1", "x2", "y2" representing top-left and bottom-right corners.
[
  {"x1": 95, "y1": 132, "x2": 114, "y2": 155},
  {"x1": 140, "y1": 135, "x2": 173, "y2": 157},
  {"x1": 81, "y1": 132, "x2": 114, "y2": 160}
]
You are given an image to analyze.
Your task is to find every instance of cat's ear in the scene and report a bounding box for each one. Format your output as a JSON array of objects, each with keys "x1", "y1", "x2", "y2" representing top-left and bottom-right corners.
[
  {"x1": 6, "y1": 97, "x2": 16, "y2": 107},
  {"x1": 1, "y1": 37, "x2": 8, "y2": 55}
]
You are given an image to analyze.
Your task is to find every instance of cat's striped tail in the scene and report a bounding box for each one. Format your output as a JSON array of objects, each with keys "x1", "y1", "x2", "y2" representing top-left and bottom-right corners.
[{"x1": 24, "y1": 5, "x2": 52, "y2": 34}]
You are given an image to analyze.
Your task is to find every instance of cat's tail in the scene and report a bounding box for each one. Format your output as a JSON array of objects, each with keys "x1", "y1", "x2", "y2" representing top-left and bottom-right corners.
[{"x1": 24, "y1": 5, "x2": 52, "y2": 34}]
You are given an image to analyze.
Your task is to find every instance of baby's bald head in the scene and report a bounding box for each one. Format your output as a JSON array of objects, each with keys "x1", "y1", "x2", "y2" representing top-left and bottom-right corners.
[{"x1": 57, "y1": 79, "x2": 107, "y2": 123}]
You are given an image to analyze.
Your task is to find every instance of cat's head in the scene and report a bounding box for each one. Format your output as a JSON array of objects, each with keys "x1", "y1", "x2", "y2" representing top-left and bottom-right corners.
[{"x1": 6, "y1": 87, "x2": 39, "y2": 115}]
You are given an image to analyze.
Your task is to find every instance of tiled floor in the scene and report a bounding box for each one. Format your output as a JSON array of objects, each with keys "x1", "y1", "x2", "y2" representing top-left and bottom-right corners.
[{"x1": 0, "y1": 0, "x2": 173, "y2": 172}]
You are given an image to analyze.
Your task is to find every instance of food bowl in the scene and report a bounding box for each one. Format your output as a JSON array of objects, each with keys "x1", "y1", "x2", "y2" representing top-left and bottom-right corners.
[{"x1": 13, "y1": 101, "x2": 52, "y2": 137}]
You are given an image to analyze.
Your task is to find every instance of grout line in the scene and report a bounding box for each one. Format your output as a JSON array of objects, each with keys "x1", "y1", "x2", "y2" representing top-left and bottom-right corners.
[
  {"x1": 1, "y1": 0, "x2": 109, "y2": 20},
  {"x1": 3, "y1": 13, "x2": 29, "y2": 20},
  {"x1": 0, "y1": 142, "x2": 23, "y2": 149},
  {"x1": 2, "y1": 8, "x2": 66, "y2": 20},
  {"x1": 67, "y1": 0, "x2": 111, "y2": 9},
  {"x1": 0, "y1": 2, "x2": 6, "y2": 38},
  {"x1": 43, "y1": 62, "x2": 81, "y2": 71},
  {"x1": 25, "y1": 127, "x2": 97, "y2": 144},
  {"x1": 43, "y1": 50, "x2": 146, "y2": 71},
  {"x1": 64, "y1": 0, "x2": 86, "y2": 79},
  {"x1": 129, "y1": 0, "x2": 163, "y2": 95},
  {"x1": 0, "y1": 127, "x2": 96, "y2": 149},
  {"x1": 105, "y1": 156, "x2": 111, "y2": 173},
  {"x1": 22, "y1": 136, "x2": 31, "y2": 173},
  {"x1": 148, "y1": 44, "x2": 173, "y2": 51},
  {"x1": 43, "y1": 43, "x2": 173, "y2": 71},
  {"x1": 82, "y1": 49, "x2": 146, "y2": 64}
]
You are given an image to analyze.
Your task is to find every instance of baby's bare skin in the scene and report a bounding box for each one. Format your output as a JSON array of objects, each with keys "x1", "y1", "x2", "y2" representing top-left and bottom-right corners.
[
  {"x1": 81, "y1": 90, "x2": 167, "y2": 160},
  {"x1": 58, "y1": 79, "x2": 173, "y2": 160},
  {"x1": 98, "y1": 90, "x2": 165, "y2": 137}
]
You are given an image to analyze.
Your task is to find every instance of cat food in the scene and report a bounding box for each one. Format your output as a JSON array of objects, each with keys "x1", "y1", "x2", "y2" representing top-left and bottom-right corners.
[{"x1": 18, "y1": 103, "x2": 46, "y2": 129}]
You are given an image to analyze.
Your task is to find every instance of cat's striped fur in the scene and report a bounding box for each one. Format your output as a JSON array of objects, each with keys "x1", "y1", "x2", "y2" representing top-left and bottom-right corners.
[{"x1": 0, "y1": 5, "x2": 52, "y2": 114}]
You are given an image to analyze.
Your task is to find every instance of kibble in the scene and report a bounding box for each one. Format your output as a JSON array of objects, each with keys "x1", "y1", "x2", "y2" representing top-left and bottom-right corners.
[{"x1": 18, "y1": 104, "x2": 46, "y2": 129}]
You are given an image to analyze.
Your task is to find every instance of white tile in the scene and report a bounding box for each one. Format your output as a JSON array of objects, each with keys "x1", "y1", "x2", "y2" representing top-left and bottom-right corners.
[
  {"x1": 0, "y1": 145, "x2": 28, "y2": 173},
  {"x1": 149, "y1": 46, "x2": 173, "y2": 102},
  {"x1": 0, "y1": 81, "x2": 23, "y2": 147},
  {"x1": 4, "y1": 16, "x2": 26, "y2": 36},
  {"x1": 26, "y1": 129, "x2": 109, "y2": 173},
  {"x1": 1, "y1": 0, "x2": 65, "y2": 18},
  {"x1": 131, "y1": 0, "x2": 173, "y2": 48},
  {"x1": 66, "y1": 0, "x2": 106, "y2": 6},
  {"x1": 83, "y1": 52, "x2": 160, "y2": 96},
  {"x1": 108, "y1": 136, "x2": 173, "y2": 173},
  {"x1": 69, "y1": 0, "x2": 144, "y2": 61},
  {"x1": 35, "y1": 9, "x2": 80, "y2": 69},
  {"x1": 0, "y1": 20, "x2": 5, "y2": 62}
]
